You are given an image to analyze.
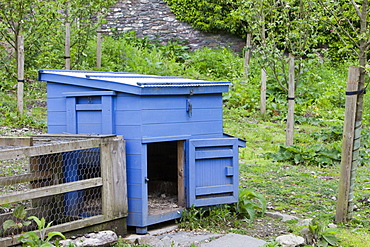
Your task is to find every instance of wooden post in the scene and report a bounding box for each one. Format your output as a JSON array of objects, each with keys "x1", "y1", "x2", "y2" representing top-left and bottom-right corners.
[
  {"x1": 243, "y1": 33, "x2": 252, "y2": 79},
  {"x1": 285, "y1": 53, "x2": 295, "y2": 146},
  {"x1": 65, "y1": 22, "x2": 71, "y2": 70},
  {"x1": 17, "y1": 35, "x2": 24, "y2": 115},
  {"x1": 100, "y1": 136, "x2": 127, "y2": 219},
  {"x1": 96, "y1": 25, "x2": 102, "y2": 68},
  {"x1": 177, "y1": 141, "x2": 185, "y2": 207},
  {"x1": 260, "y1": 68, "x2": 267, "y2": 115},
  {"x1": 336, "y1": 66, "x2": 360, "y2": 223}
]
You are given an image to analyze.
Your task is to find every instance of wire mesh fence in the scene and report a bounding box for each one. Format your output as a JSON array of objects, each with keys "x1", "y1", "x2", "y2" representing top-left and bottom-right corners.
[{"x1": 0, "y1": 135, "x2": 127, "y2": 245}]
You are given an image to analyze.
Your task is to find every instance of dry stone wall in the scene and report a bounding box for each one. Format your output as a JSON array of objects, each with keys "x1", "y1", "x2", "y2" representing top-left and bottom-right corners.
[{"x1": 103, "y1": 0, "x2": 245, "y2": 51}]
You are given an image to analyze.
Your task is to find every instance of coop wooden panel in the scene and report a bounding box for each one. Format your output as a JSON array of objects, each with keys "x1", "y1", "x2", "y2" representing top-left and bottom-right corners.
[
  {"x1": 142, "y1": 121, "x2": 223, "y2": 138},
  {"x1": 186, "y1": 138, "x2": 239, "y2": 207},
  {"x1": 141, "y1": 108, "x2": 222, "y2": 124},
  {"x1": 115, "y1": 94, "x2": 141, "y2": 110}
]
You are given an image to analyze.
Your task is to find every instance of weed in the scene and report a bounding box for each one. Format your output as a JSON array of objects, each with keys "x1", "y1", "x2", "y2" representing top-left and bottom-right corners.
[
  {"x1": 3, "y1": 205, "x2": 66, "y2": 246},
  {"x1": 237, "y1": 188, "x2": 266, "y2": 221},
  {"x1": 303, "y1": 219, "x2": 340, "y2": 246},
  {"x1": 264, "y1": 144, "x2": 341, "y2": 167},
  {"x1": 2, "y1": 205, "x2": 32, "y2": 234}
]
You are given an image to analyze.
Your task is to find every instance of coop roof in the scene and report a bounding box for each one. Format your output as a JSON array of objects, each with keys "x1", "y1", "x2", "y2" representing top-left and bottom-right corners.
[{"x1": 38, "y1": 69, "x2": 231, "y2": 95}]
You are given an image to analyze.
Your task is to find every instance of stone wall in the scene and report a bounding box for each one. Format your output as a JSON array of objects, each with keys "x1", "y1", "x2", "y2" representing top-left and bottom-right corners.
[{"x1": 102, "y1": 0, "x2": 245, "y2": 52}]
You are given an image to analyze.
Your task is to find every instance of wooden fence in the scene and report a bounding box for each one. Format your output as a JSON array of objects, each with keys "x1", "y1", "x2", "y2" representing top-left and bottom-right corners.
[{"x1": 0, "y1": 134, "x2": 127, "y2": 247}]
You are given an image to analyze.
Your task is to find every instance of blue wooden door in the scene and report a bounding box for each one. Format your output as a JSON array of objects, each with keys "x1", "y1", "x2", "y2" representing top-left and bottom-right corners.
[{"x1": 186, "y1": 138, "x2": 239, "y2": 207}]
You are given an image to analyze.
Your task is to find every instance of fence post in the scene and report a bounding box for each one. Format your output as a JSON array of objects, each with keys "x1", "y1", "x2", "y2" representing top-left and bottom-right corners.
[
  {"x1": 17, "y1": 35, "x2": 24, "y2": 115},
  {"x1": 65, "y1": 22, "x2": 71, "y2": 70},
  {"x1": 100, "y1": 136, "x2": 127, "y2": 219},
  {"x1": 96, "y1": 25, "x2": 102, "y2": 68},
  {"x1": 286, "y1": 53, "x2": 295, "y2": 145},
  {"x1": 336, "y1": 66, "x2": 360, "y2": 222},
  {"x1": 260, "y1": 68, "x2": 267, "y2": 115}
]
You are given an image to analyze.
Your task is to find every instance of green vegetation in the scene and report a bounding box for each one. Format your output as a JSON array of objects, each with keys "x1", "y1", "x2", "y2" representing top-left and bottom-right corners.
[
  {"x1": 1, "y1": 5, "x2": 370, "y2": 244},
  {"x1": 2, "y1": 205, "x2": 66, "y2": 247}
]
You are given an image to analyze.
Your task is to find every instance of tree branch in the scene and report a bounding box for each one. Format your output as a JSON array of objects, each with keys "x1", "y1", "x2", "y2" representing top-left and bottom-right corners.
[{"x1": 350, "y1": 0, "x2": 362, "y2": 19}]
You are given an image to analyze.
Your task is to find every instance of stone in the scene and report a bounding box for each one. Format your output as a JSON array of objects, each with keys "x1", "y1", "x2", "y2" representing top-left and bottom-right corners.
[
  {"x1": 137, "y1": 235, "x2": 160, "y2": 246},
  {"x1": 276, "y1": 234, "x2": 305, "y2": 247},
  {"x1": 300, "y1": 227, "x2": 314, "y2": 245},
  {"x1": 59, "y1": 230, "x2": 118, "y2": 246},
  {"x1": 200, "y1": 233, "x2": 266, "y2": 247},
  {"x1": 265, "y1": 211, "x2": 299, "y2": 222},
  {"x1": 328, "y1": 223, "x2": 338, "y2": 228},
  {"x1": 296, "y1": 218, "x2": 312, "y2": 226},
  {"x1": 154, "y1": 236, "x2": 178, "y2": 247}
]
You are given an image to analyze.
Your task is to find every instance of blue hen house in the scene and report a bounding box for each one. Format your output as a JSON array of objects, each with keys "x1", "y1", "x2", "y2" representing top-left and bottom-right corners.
[{"x1": 39, "y1": 69, "x2": 245, "y2": 234}]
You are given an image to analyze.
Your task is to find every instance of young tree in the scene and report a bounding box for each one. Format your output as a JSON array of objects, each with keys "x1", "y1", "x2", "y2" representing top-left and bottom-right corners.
[{"x1": 315, "y1": 0, "x2": 370, "y2": 223}]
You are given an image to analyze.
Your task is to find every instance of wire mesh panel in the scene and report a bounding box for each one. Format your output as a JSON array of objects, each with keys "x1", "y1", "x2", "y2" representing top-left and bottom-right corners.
[{"x1": 0, "y1": 135, "x2": 127, "y2": 244}]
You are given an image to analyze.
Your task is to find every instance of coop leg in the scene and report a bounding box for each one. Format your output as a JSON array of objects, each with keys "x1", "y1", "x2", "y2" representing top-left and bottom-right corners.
[{"x1": 136, "y1": 227, "x2": 148, "y2": 235}]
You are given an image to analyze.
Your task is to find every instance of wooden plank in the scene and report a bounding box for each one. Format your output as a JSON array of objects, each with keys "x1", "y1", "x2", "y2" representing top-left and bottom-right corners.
[
  {"x1": 196, "y1": 185, "x2": 234, "y2": 195},
  {"x1": 0, "y1": 177, "x2": 102, "y2": 205},
  {"x1": 66, "y1": 97, "x2": 77, "y2": 134},
  {"x1": 0, "y1": 171, "x2": 53, "y2": 186},
  {"x1": 76, "y1": 104, "x2": 103, "y2": 111},
  {"x1": 140, "y1": 108, "x2": 222, "y2": 124},
  {"x1": 33, "y1": 134, "x2": 116, "y2": 139},
  {"x1": 141, "y1": 121, "x2": 223, "y2": 138},
  {"x1": 101, "y1": 137, "x2": 128, "y2": 219},
  {"x1": 286, "y1": 53, "x2": 295, "y2": 145},
  {"x1": 0, "y1": 138, "x2": 102, "y2": 160},
  {"x1": 336, "y1": 66, "x2": 360, "y2": 223},
  {"x1": 102, "y1": 95, "x2": 114, "y2": 134},
  {"x1": 195, "y1": 149, "x2": 233, "y2": 160},
  {"x1": 0, "y1": 137, "x2": 33, "y2": 147},
  {"x1": 177, "y1": 141, "x2": 185, "y2": 207}
]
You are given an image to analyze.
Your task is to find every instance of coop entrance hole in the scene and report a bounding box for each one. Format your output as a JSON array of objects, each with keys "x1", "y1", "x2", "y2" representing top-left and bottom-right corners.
[{"x1": 147, "y1": 141, "x2": 185, "y2": 216}]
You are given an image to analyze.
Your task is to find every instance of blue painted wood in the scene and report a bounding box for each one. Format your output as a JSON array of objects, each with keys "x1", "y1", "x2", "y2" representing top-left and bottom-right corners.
[
  {"x1": 140, "y1": 95, "x2": 222, "y2": 110},
  {"x1": 43, "y1": 69, "x2": 244, "y2": 231},
  {"x1": 141, "y1": 135, "x2": 190, "y2": 143},
  {"x1": 102, "y1": 96, "x2": 114, "y2": 134},
  {"x1": 141, "y1": 121, "x2": 223, "y2": 138},
  {"x1": 141, "y1": 108, "x2": 222, "y2": 124},
  {"x1": 63, "y1": 91, "x2": 116, "y2": 97},
  {"x1": 40, "y1": 70, "x2": 229, "y2": 96},
  {"x1": 116, "y1": 94, "x2": 141, "y2": 111},
  {"x1": 125, "y1": 154, "x2": 142, "y2": 168},
  {"x1": 76, "y1": 104, "x2": 102, "y2": 111},
  {"x1": 186, "y1": 138, "x2": 239, "y2": 207},
  {"x1": 196, "y1": 185, "x2": 234, "y2": 195},
  {"x1": 127, "y1": 198, "x2": 143, "y2": 213},
  {"x1": 115, "y1": 126, "x2": 142, "y2": 139},
  {"x1": 66, "y1": 97, "x2": 77, "y2": 134},
  {"x1": 195, "y1": 149, "x2": 234, "y2": 159},
  {"x1": 146, "y1": 209, "x2": 183, "y2": 226},
  {"x1": 115, "y1": 110, "x2": 142, "y2": 125}
]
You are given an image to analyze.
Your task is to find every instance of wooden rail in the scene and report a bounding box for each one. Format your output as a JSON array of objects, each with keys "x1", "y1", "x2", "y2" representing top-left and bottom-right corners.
[{"x1": 0, "y1": 135, "x2": 127, "y2": 247}]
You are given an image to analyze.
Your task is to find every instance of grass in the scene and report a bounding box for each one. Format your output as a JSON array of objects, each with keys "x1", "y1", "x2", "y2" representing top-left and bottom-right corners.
[{"x1": 223, "y1": 108, "x2": 370, "y2": 246}]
